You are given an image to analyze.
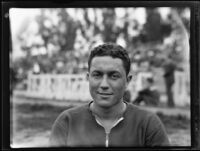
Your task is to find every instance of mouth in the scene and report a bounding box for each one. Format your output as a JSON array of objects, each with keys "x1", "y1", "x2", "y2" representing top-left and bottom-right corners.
[{"x1": 97, "y1": 92, "x2": 113, "y2": 96}]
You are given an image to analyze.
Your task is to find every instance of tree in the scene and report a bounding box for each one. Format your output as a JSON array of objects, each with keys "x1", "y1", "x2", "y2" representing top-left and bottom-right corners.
[
  {"x1": 142, "y1": 8, "x2": 172, "y2": 43},
  {"x1": 36, "y1": 9, "x2": 78, "y2": 52},
  {"x1": 14, "y1": 7, "x2": 190, "y2": 76},
  {"x1": 101, "y1": 8, "x2": 120, "y2": 42}
]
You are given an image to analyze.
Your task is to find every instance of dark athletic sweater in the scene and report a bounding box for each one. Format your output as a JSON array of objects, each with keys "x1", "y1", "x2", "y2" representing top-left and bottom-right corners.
[{"x1": 50, "y1": 102, "x2": 170, "y2": 147}]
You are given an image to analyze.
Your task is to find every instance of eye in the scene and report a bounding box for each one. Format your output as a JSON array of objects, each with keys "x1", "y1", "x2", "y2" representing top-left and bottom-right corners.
[
  {"x1": 92, "y1": 72, "x2": 102, "y2": 79},
  {"x1": 110, "y1": 73, "x2": 120, "y2": 79}
]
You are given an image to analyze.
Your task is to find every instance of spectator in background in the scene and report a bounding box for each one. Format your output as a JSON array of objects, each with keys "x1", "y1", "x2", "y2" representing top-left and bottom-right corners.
[
  {"x1": 162, "y1": 57, "x2": 183, "y2": 107},
  {"x1": 50, "y1": 43, "x2": 169, "y2": 147},
  {"x1": 162, "y1": 59, "x2": 176, "y2": 107},
  {"x1": 133, "y1": 77, "x2": 160, "y2": 106}
]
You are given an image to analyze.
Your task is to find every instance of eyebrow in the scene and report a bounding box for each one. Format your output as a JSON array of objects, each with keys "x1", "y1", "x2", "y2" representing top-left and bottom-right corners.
[
  {"x1": 108, "y1": 71, "x2": 121, "y2": 75},
  {"x1": 91, "y1": 70, "x2": 121, "y2": 75}
]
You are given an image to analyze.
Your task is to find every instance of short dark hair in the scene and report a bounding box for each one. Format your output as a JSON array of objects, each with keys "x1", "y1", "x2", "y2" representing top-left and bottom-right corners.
[{"x1": 88, "y1": 43, "x2": 131, "y2": 75}]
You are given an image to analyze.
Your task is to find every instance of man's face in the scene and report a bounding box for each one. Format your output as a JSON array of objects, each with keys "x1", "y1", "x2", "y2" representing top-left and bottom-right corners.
[{"x1": 88, "y1": 56, "x2": 131, "y2": 109}]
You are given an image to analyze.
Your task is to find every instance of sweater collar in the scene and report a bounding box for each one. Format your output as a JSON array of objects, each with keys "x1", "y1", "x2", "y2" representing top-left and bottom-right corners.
[{"x1": 87, "y1": 101, "x2": 128, "y2": 119}]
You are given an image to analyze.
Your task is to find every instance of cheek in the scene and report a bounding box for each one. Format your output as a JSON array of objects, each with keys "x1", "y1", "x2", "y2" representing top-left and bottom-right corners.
[
  {"x1": 89, "y1": 80, "x2": 99, "y2": 100},
  {"x1": 115, "y1": 86, "x2": 126, "y2": 96},
  {"x1": 89, "y1": 79, "x2": 98, "y2": 91},
  {"x1": 112, "y1": 80, "x2": 127, "y2": 93}
]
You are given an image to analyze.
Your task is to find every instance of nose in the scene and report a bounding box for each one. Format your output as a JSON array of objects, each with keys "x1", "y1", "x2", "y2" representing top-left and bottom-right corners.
[{"x1": 100, "y1": 76, "x2": 109, "y2": 89}]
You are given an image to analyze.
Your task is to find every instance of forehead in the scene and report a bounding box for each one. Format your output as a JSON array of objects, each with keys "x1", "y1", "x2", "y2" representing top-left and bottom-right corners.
[{"x1": 90, "y1": 56, "x2": 125, "y2": 73}]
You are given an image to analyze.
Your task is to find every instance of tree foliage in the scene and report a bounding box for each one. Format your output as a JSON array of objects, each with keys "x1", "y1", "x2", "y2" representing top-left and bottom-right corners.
[
  {"x1": 142, "y1": 8, "x2": 172, "y2": 43},
  {"x1": 36, "y1": 9, "x2": 78, "y2": 52},
  {"x1": 14, "y1": 7, "x2": 189, "y2": 75}
]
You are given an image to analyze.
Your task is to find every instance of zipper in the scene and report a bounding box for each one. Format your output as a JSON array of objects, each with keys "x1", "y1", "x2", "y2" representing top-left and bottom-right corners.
[
  {"x1": 95, "y1": 116, "x2": 124, "y2": 147},
  {"x1": 105, "y1": 132, "x2": 109, "y2": 147},
  {"x1": 90, "y1": 102, "x2": 127, "y2": 147},
  {"x1": 95, "y1": 119, "x2": 110, "y2": 147}
]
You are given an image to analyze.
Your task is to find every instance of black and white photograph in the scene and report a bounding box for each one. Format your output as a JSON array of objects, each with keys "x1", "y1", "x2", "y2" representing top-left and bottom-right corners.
[{"x1": 3, "y1": 2, "x2": 198, "y2": 149}]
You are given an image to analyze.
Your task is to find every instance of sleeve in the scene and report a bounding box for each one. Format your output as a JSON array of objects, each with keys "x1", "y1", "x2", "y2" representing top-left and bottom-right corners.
[
  {"x1": 144, "y1": 113, "x2": 170, "y2": 146},
  {"x1": 49, "y1": 112, "x2": 69, "y2": 147}
]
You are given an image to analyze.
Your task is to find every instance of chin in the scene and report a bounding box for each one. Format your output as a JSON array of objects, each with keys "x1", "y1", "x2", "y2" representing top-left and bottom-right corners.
[
  {"x1": 95, "y1": 98, "x2": 121, "y2": 109},
  {"x1": 94, "y1": 99, "x2": 112, "y2": 108}
]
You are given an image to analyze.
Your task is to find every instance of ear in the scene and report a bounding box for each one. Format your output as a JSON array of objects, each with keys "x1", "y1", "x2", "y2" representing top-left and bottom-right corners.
[
  {"x1": 127, "y1": 74, "x2": 132, "y2": 84},
  {"x1": 86, "y1": 72, "x2": 89, "y2": 80}
]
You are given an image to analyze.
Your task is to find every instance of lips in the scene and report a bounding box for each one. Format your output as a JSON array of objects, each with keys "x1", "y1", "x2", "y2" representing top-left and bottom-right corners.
[{"x1": 97, "y1": 92, "x2": 113, "y2": 96}]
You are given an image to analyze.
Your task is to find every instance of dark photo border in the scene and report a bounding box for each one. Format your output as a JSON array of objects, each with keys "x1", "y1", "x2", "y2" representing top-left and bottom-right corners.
[{"x1": 2, "y1": 1, "x2": 200, "y2": 150}]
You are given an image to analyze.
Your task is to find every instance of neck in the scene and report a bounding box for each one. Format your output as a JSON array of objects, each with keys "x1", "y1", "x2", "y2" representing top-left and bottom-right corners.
[{"x1": 91, "y1": 101, "x2": 126, "y2": 120}]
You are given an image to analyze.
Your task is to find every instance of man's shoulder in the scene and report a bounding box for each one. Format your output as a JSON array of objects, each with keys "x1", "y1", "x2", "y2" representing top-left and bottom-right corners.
[
  {"x1": 126, "y1": 103, "x2": 164, "y2": 130},
  {"x1": 126, "y1": 103, "x2": 157, "y2": 119},
  {"x1": 59, "y1": 103, "x2": 89, "y2": 118},
  {"x1": 52, "y1": 103, "x2": 90, "y2": 127}
]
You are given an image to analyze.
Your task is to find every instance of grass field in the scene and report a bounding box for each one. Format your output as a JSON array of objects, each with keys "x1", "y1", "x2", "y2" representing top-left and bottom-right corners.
[{"x1": 10, "y1": 97, "x2": 191, "y2": 148}]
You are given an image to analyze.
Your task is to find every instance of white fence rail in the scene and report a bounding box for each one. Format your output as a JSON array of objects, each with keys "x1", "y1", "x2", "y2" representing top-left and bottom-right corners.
[
  {"x1": 14, "y1": 71, "x2": 190, "y2": 106},
  {"x1": 26, "y1": 74, "x2": 91, "y2": 101}
]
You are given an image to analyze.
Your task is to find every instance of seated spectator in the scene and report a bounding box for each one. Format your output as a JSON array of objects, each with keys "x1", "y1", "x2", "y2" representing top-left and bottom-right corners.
[{"x1": 133, "y1": 77, "x2": 160, "y2": 106}]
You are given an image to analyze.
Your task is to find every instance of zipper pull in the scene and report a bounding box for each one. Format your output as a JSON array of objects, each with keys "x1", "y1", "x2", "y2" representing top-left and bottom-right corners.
[{"x1": 105, "y1": 132, "x2": 109, "y2": 147}]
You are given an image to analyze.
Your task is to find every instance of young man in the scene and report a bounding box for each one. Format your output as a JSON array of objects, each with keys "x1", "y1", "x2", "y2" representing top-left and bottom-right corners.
[{"x1": 50, "y1": 43, "x2": 170, "y2": 147}]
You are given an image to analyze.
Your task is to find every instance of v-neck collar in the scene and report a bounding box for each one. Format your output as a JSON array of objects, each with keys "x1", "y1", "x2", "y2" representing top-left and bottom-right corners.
[{"x1": 87, "y1": 101, "x2": 128, "y2": 131}]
